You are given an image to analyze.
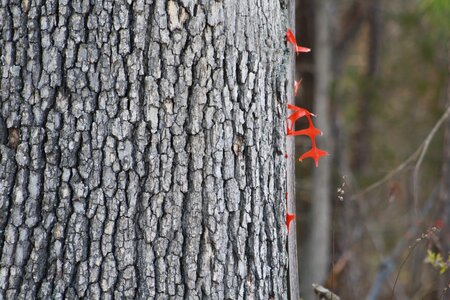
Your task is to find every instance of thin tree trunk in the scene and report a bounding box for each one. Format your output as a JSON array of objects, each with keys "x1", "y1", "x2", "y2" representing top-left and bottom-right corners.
[
  {"x1": 300, "y1": 0, "x2": 332, "y2": 298},
  {"x1": 0, "y1": 0, "x2": 293, "y2": 298},
  {"x1": 350, "y1": 0, "x2": 381, "y2": 172},
  {"x1": 287, "y1": 0, "x2": 300, "y2": 298}
]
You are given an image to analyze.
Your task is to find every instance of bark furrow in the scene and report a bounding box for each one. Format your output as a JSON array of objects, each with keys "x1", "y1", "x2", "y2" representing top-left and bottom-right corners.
[{"x1": 0, "y1": 0, "x2": 291, "y2": 299}]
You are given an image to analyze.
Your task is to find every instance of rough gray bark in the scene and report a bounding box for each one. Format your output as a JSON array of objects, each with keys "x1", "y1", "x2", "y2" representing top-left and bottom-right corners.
[
  {"x1": 300, "y1": 0, "x2": 332, "y2": 298},
  {"x1": 0, "y1": 0, "x2": 293, "y2": 299}
]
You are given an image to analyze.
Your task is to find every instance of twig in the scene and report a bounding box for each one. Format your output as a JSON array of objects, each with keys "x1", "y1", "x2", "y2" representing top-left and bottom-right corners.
[
  {"x1": 390, "y1": 239, "x2": 419, "y2": 299},
  {"x1": 312, "y1": 283, "x2": 341, "y2": 300},
  {"x1": 352, "y1": 106, "x2": 450, "y2": 201},
  {"x1": 413, "y1": 106, "x2": 450, "y2": 214},
  {"x1": 391, "y1": 226, "x2": 440, "y2": 299},
  {"x1": 365, "y1": 184, "x2": 440, "y2": 300}
]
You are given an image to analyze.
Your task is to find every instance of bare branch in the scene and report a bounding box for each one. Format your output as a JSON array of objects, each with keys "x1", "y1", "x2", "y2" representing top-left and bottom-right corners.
[
  {"x1": 352, "y1": 106, "x2": 450, "y2": 201},
  {"x1": 312, "y1": 283, "x2": 341, "y2": 300},
  {"x1": 366, "y1": 185, "x2": 440, "y2": 300},
  {"x1": 413, "y1": 106, "x2": 450, "y2": 213}
]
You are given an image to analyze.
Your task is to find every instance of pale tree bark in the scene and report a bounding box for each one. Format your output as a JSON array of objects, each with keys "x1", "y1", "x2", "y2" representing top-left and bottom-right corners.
[
  {"x1": 286, "y1": 2, "x2": 300, "y2": 299},
  {"x1": 0, "y1": 0, "x2": 295, "y2": 299},
  {"x1": 300, "y1": 0, "x2": 332, "y2": 299},
  {"x1": 286, "y1": 2, "x2": 300, "y2": 300}
]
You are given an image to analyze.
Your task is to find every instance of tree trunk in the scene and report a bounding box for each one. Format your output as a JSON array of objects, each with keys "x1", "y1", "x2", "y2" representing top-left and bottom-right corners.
[
  {"x1": 350, "y1": 0, "x2": 381, "y2": 172},
  {"x1": 299, "y1": 0, "x2": 332, "y2": 299},
  {"x1": 287, "y1": 3, "x2": 300, "y2": 300},
  {"x1": 0, "y1": 0, "x2": 294, "y2": 299}
]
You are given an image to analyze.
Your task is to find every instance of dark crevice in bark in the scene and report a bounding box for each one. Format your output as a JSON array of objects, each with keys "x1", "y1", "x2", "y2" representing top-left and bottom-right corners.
[{"x1": 1, "y1": 0, "x2": 291, "y2": 298}]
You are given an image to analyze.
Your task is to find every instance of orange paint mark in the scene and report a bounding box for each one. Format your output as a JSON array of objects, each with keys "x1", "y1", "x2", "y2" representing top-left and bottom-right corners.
[
  {"x1": 286, "y1": 213, "x2": 296, "y2": 233},
  {"x1": 286, "y1": 104, "x2": 328, "y2": 167},
  {"x1": 286, "y1": 29, "x2": 311, "y2": 54}
]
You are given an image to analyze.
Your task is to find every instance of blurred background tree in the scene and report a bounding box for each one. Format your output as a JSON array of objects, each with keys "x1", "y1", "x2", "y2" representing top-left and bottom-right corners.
[{"x1": 294, "y1": 0, "x2": 450, "y2": 298}]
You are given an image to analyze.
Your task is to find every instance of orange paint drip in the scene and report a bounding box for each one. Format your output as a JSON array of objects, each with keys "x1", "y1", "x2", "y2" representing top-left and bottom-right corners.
[
  {"x1": 286, "y1": 29, "x2": 311, "y2": 54},
  {"x1": 299, "y1": 147, "x2": 329, "y2": 167},
  {"x1": 286, "y1": 213, "x2": 296, "y2": 233},
  {"x1": 286, "y1": 104, "x2": 328, "y2": 167}
]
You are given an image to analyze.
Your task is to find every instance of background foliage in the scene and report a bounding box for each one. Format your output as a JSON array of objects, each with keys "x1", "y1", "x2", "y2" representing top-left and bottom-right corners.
[{"x1": 295, "y1": 0, "x2": 450, "y2": 298}]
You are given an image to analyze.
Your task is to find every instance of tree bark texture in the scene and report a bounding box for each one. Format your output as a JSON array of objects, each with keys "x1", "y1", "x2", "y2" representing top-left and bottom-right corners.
[{"x1": 0, "y1": 0, "x2": 293, "y2": 299}]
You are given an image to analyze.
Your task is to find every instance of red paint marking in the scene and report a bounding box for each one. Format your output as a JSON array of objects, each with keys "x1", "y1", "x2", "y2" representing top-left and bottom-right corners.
[
  {"x1": 286, "y1": 104, "x2": 328, "y2": 167},
  {"x1": 299, "y1": 147, "x2": 329, "y2": 167},
  {"x1": 286, "y1": 213, "x2": 296, "y2": 233},
  {"x1": 286, "y1": 29, "x2": 311, "y2": 54}
]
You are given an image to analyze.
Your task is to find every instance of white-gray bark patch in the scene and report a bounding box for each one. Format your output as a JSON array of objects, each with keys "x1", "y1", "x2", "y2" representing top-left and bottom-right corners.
[{"x1": 0, "y1": 0, "x2": 291, "y2": 299}]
